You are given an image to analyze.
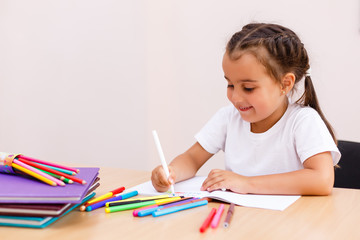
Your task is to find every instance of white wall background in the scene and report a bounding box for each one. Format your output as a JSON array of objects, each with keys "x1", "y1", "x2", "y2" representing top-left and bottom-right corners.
[{"x1": 0, "y1": 0, "x2": 359, "y2": 174}]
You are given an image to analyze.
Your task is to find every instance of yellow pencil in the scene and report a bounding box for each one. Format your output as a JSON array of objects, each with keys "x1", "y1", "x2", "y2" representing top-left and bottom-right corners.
[{"x1": 12, "y1": 163, "x2": 57, "y2": 186}]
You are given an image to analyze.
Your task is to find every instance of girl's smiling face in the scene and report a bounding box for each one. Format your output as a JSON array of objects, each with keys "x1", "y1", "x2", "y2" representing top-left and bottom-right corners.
[{"x1": 222, "y1": 52, "x2": 289, "y2": 133}]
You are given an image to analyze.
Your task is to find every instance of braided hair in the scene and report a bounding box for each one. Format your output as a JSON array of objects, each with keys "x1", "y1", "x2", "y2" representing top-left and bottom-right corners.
[{"x1": 226, "y1": 23, "x2": 337, "y2": 144}]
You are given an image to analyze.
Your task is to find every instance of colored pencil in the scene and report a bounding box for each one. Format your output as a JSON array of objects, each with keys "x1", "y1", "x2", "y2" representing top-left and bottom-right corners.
[
  {"x1": 13, "y1": 159, "x2": 64, "y2": 186},
  {"x1": 37, "y1": 168, "x2": 74, "y2": 184},
  {"x1": 33, "y1": 162, "x2": 76, "y2": 175},
  {"x1": 16, "y1": 158, "x2": 86, "y2": 184},
  {"x1": 11, "y1": 163, "x2": 57, "y2": 186},
  {"x1": 18, "y1": 155, "x2": 79, "y2": 173},
  {"x1": 200, "y1": 208, "x2": 217, "y2": 233}
]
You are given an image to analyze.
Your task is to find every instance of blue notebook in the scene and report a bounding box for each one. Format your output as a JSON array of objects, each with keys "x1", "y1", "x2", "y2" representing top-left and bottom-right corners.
[
  {"x1": 0, "y1": 167, "x2": 99, "y2": 203},
  {"x1": 0, "y1": 192, "x2": 95, "y2": 228}
]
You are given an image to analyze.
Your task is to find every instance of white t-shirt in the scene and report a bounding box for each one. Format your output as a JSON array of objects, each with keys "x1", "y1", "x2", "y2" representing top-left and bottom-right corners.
[{"x1": 195, "y1": 103, "x2": 341, "y2": 176}]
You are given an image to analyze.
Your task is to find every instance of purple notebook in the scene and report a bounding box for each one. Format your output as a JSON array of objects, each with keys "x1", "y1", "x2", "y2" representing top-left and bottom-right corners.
[{"x1": 0, "y1": 167, "x2": 99, "y2": 203}]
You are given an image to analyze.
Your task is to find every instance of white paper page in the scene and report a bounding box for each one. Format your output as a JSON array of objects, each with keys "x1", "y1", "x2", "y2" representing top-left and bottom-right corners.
[{"x1": 127, "y1": 176, "x2": 300, "y2": 211}]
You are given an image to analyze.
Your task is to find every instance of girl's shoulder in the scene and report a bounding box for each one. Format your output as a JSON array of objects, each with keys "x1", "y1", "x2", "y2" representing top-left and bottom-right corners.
[
  {"x1": 287, "y1": 103, "x2": 319, "y2": 119},
  {"x1": 286, "y1": 103, "x2": 324, "y2": 128}
]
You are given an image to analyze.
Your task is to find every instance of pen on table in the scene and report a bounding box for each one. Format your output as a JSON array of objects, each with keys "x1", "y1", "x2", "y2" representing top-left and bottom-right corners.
[
  {"x1": 137, "y1": 198, "x2": 202, "y2": 217},
  {"x1": 105, "y1": 197, "x2": 182, "y2": 213},
  {"x1": 223, "y1": 203, "x2": 235, "y2": 228},
  {"x1": 152, "y1": 130, "x2": 175, "y2": 196},
  {"x1": 86, "y1": 186, "x2": 125, "y2": 205},
  {"x1": 107, "y1": 196, "x2": 177, "y2": 207},
  {"x1": 200, "y1": 208, "x2": 217, "y2": 233},
  {"x1": 106, "y1": 194, "x2": 169, "y2": 207},
  {"x1": 211, "y1": 204, "x2": 225, "y2": 228},
  {"x1": 84, "y1": 191, "x2": 138, "y2": 212},
  {"x1": 134, "y1": 197, "x2": 195, "y2": 217},
  {"x1": 152, "y1": 199, "x2": 208, "y2": 217}
]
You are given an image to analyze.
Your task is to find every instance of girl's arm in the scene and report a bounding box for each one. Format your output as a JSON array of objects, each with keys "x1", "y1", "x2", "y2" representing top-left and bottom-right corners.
[
  {"x1": 202, "y1": 151, "x2": 334, "y2": 195},
  {"x1": 151, "y1": 142, "x2": 213, "y2": 192}
]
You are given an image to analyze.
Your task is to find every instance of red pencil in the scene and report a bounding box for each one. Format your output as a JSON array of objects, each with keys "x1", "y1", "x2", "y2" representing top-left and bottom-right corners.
[
  {"x1": 17, "y1": 158, "x2": 86, "y2": 184},
  {"x1": 200, "y1": 208, "x2": 217, "y2": 233},
  {"x1": 19, "y1": 155, "x2": 80, "y2": 173}
]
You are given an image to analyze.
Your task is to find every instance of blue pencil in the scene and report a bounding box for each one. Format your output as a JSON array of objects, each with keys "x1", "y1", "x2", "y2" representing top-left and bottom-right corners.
[{"x1": 152, "y1": 200, "x2": 208, "y2": 217}]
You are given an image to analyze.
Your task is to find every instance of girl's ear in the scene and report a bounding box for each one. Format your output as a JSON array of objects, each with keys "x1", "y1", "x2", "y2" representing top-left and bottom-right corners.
[{"x1": 281, "y1": 73, "x2": 295, "y2": 94}]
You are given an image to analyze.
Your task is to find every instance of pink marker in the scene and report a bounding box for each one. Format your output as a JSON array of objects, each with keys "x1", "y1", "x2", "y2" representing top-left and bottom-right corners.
[{"x1": 211, "y1": 204, "x2": 225, "y2": 228}]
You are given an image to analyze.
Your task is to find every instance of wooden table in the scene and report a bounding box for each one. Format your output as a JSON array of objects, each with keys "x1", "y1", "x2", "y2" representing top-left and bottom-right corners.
[{"x1": 2, "y1": 167, "x2": 360, "y2": 240}]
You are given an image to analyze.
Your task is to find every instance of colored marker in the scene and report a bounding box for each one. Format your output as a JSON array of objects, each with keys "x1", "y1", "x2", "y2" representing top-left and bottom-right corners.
[
  {"x1": 106, "y1": 194, "x2": 169, "y2": 207},
  {"x1": 152, "y1": 199, "x2": 208, "y2": 217},
  {"x1": 223, "y1": 203, "x2": 235, "y2": 228},
  {"x1": 200, "y1": 208, "x2": 217, "y2": 233},
  {"x1": 105, "y1": 197, "x2": 181, "y2": 213},
  {"x1": 152, "y1": 130, "x2": 175, "y2": 196},
  {"x1": 211, "y1": 204, "x2": 225, "y2": 228},
  {"x1": 87, "y1": 186, "x2": 125, "y2": 205},
  {"x1": 133, "y1": 197, "x2": 194, "y2": 217},
  {"x1": 136, "y1": 198, "x2": 197, "y2": 217},
  {"x1": 85, "y1": 190, "x2": 138, "y2": 211}
]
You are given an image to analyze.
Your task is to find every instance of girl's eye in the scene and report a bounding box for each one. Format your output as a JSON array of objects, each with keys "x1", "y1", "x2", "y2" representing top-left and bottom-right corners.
[
  {"x1": 227, "y1": 84, "x2": 234, "y2": 88},
  {"x1": 243, "y1": 87, "x2": 254, "y2": 92}
]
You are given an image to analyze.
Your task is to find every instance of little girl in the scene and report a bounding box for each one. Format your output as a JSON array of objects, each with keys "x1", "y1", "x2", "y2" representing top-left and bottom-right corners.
[{"x1": 151, "y1": 23, "x2": 341, "y2": 195}]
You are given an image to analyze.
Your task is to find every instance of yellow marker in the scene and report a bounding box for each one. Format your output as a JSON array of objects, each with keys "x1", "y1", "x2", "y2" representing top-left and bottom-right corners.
[
  {"x1": 86, "y1": 186, "x2": 125, "y2": 205},
  {"x1": 105, "y1": 194, "x2": 170, "y2": 207},
  {"x1": 12, "y1": 163, "x2": 57, "y2": 186}
]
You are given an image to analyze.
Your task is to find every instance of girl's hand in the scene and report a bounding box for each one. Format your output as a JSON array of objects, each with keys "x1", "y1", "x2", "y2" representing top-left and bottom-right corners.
[
  {"x1": 151, "y1": 165, "x2": 176, "y2": 192},
  {"x1": 200, "y1": 169, "x2": 250, "y2": 194}
]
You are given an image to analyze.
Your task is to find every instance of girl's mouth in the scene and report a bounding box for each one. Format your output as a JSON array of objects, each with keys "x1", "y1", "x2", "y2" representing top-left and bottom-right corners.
[{"x1": 239, "y1": 106, "x2": 253, "y2": 112}]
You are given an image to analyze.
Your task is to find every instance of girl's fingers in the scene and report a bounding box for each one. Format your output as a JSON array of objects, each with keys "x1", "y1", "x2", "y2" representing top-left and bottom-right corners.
[
  {"x1": 201, "y1": 171, "x2": 225, "y2": 191},
  {"x1": 151, "y1": 166, "x2": 171, "y2": 191}
]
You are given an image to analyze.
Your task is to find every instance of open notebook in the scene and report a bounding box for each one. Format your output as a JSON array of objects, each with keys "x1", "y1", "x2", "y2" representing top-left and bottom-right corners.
[{"x1": 127, "y1": 176, "x2": 300, "y2": 211}]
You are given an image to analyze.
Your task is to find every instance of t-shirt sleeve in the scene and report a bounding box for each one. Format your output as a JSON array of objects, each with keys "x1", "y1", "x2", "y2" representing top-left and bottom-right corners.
[
  {"x1": 294, "y1": 108, "x2": 341, "y2": 165},
  {"x1": 194, "y1": 106, "x2": 231, "y2": 154}
]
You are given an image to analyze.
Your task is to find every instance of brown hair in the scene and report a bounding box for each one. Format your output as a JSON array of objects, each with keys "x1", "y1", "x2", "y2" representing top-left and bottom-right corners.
[{"x1": 226, "y1": 23, "x2": 337, "y2": 144}]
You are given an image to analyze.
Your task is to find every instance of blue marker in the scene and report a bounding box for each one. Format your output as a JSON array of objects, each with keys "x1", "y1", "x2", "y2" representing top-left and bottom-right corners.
[
  {"x1": 86, "y1": 191, "x2": 138, "y2": 211},
  {"x1": 152, "y1": 200, "x2": 208, "y2": 217}
]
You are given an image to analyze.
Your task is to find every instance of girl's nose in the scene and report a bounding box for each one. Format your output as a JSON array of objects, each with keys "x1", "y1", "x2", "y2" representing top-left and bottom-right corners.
[{"x1": 230, "y1": 90, "x2": 243, "y2": 103}]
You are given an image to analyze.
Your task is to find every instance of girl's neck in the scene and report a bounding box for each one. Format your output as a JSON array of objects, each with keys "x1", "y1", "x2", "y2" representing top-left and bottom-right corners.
[{"x1": 250, "y1": 98, "x2": 289, "y2": 133}]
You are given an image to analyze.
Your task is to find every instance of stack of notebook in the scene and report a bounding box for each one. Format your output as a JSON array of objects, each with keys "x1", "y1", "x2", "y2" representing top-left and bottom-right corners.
[{"x1": 0, "y1": 167, "x2": 99, "y2": 228}]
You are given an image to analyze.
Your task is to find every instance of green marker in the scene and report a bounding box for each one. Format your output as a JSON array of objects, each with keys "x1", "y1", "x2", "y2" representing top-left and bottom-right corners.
[{"x1": 105, "y1": 200, "x2": 157, "y2": 213}]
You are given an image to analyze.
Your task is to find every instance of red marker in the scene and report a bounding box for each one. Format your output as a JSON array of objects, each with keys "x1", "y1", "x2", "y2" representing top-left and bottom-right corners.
[
  {"x1": 200, "y1": 208, "x2": 217, "y2": 233},
  {"x1": 86, "y1": 187, "x2": 126, "y2": 205}
]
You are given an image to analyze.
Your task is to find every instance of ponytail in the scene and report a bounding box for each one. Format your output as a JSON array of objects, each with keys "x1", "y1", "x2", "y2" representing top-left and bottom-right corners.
[{"x1": 297, "y1": 76, "x2": 337, "y2": 144}]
